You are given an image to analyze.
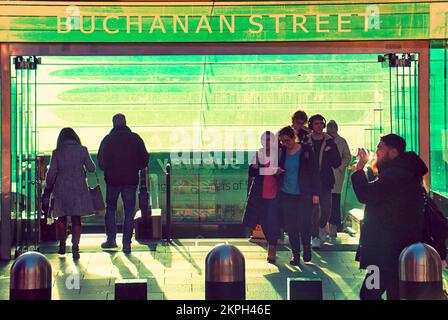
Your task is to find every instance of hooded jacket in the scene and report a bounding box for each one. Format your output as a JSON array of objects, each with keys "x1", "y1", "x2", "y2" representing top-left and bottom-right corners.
[
  {"x1": 351, "y1": 151, "x2": 428, "y2": 272},
  {"x1": 303, "y1": 133, "x2": 342, "y2": 192},
  {"x1": 97, "y1": 125, "x2": 149, "y2": 186}
]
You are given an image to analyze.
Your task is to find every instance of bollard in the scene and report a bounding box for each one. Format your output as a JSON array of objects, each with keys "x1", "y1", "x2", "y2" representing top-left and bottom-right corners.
[
  {"x1": 399, "y1": 242, "x2": 444, "y2": 300},
  {"x1": 205, "y1": 244, "x2": 245, "y2": 300},
  {"x1": 287, "y1": 277, "x2": 323, "y2": 300},
  {"x1": 115, "y1": 279, "x2": 147, "y2": 300},
  {"x1": 10, "y1": 251, "x2": 52, "y2": 300}
]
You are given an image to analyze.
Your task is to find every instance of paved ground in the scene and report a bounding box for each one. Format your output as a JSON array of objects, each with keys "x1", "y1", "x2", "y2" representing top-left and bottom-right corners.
[{"x1": 0, "y1": 234, "x2": 446, "y2": 300}]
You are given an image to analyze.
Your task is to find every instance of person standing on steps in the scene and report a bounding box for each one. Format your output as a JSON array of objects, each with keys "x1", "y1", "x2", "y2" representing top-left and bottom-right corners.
[
  {"x1": 305, "y1": 114, "x2": 341, "y2": 249},
  {"x1": 277, "y1": 126, "x2": 320, "y2": 265},
  {"x1": 326, "y1": 120, "x2": 351, "y2": 239},
  {"x1": 46, "y1": 127, "x2": 96, "y2": 260},
  {"x1": 98, "y1": 114, "x2": 149, "y2": 254},
  {"x1": 352, "y1": 134, "x2": 426, "y2": 300}
]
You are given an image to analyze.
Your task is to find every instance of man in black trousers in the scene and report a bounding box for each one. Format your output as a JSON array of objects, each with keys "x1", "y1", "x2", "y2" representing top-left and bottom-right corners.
[
  {"x1": 98, "y1": 114, "x2": 149, "y2": 253},
  {"x1": 352, "y1": 134, "x2": 426, "y2": 299}
]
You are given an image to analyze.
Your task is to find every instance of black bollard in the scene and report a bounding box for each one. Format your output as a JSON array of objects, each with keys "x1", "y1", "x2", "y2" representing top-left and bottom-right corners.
[
  {"x1": 10, "y1": 251, "x2": 52, "y2": 300},
  {"x1": 115, "y1": 279, "x2": 147, "y2": 300},
  {"x1": 399, "y1": 242, "x2": 444, "y2": 300},
  {"x1": 287, "y1": 277, "x2": 323, "y2": 300},
  {"x1": 205, "y1": 244, "x2": 245, "y2": 300}
]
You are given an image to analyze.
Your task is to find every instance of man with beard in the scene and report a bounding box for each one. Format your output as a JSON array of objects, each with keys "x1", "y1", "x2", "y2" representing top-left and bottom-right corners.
[{"x1": 351, "y1": 134, "x2": 427, "y2": 300}]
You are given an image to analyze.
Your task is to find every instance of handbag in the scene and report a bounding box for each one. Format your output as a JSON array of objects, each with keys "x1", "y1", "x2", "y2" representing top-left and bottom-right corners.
[
  {"x1": 41, "y1": 186, "x2": 55, "y2": 225},
  {"x1": 89, "y1": 172, "x2": 105, "y2": 212}
]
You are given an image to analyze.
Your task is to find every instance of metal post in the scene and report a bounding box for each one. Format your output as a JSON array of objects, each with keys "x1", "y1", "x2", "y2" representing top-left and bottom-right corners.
[
  {"x1": 139, "y1": 168, "x2": 149, "y2": 221},
  {"x1": 135, "y1": 168, "x2": 152, "y2": 241},
  {"x1": 205, "y1": 244, "x2": 245, "y2": 300},
  {"x1": 399, "y1": 242, "x2": 445, "y2": 300},
  {"x1": 165, "y1": 163, "x2": 171, "y2": 242},
  {"x1": 10, "y1": 251, "x2": 52, "y2": 300}
]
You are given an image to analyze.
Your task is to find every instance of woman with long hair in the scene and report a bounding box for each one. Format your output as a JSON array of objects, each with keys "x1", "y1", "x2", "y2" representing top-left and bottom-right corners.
[
  {"x1": 243, "y1": 131, "x2": 282, "y2": 263},
  {"x1": 46, "y1": 127, "x2": 96, "y2": 259},
  {"x1": 277, "y1": 126, "x2": 320, "y2": 265}
]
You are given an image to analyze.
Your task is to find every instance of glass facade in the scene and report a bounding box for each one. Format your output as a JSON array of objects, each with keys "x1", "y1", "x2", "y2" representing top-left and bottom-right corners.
[
  {"x1": 0, "y1": 0, "x2": 445, "y2": 261},
  {"x1": 28, "y1": 53, "x2": 420, "y2": 225},
  {"x1": 10, "y1": 56, "x2": 39, "y2": 254},
  {"x1": 430, "y1": 40, "x2": 448, "y2": 198}
]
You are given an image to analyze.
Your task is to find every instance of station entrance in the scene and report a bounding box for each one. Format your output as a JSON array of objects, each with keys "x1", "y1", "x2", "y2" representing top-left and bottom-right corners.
[{"x1": 1, "y1": 41, "x2": 429, "y2": 259}]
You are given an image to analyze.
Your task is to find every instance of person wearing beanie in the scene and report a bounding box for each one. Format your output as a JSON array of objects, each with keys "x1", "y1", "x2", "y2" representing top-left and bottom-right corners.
[{"x1": 326, "y1": 120, "x2": 351, "y2": 239}]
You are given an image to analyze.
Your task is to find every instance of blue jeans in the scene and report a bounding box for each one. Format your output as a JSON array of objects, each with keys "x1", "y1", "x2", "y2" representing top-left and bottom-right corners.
[{"x1": 105, "y1": 185, "x2": 137, "y2": 245}]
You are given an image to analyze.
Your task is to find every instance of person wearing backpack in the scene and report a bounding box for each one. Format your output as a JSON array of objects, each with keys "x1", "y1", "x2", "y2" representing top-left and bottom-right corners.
[{"x1": 351, "y1": 134, "x2": 427, "y2": 300}]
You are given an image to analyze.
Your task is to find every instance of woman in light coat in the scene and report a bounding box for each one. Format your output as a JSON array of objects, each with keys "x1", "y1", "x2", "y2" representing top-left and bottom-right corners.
[
  {"x1": 46, "y1": 128, "x2": 96, "y2": 259},
  {"x1": 326, "y1": 120, "x2": 351, "y2": 238}
]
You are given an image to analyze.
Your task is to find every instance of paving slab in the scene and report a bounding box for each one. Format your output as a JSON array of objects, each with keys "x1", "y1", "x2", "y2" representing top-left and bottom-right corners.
[{"x1": 1, "y1": 235, "x2": 447, "y2": 300}]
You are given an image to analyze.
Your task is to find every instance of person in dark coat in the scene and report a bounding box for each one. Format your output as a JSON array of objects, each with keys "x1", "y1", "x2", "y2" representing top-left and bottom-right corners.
[
  {"x1": 351, "y1": 133, "x2": 427, "y2": 300},
  {"x1": 277, "y1": 126, "x2": 320, "y2": 265},
  {"x1": 304, "y1": 114, "x2": 341, "y2": 248},
  {"x1": 46, "y1": 128, "x2": 96, "y2": 260},
  {"x1": 243, "y1": 131, "x2": 281, "y2": 263},
  {"x1": 97, "y1": 114, "x2": 149, "y2": 253}
]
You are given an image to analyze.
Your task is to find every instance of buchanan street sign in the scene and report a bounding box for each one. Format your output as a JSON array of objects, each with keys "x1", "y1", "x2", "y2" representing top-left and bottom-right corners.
[{"x1": 0, "y1": 1, "x2": 447, "y2": 42}]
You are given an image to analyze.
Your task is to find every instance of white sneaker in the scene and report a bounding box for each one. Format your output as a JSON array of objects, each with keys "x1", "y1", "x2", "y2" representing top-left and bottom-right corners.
[
  {"x1": 319, "y1": 227, "x2": 327, "y2": 243},
  {"x1": 311, "y1": 237, "x2": 321, "y2": 249}
]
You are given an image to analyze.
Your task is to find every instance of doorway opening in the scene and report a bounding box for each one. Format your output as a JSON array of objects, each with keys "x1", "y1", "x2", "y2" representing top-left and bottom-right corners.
[{"x1": 9, "y1": 52, "x2": 420, "y2": 254}]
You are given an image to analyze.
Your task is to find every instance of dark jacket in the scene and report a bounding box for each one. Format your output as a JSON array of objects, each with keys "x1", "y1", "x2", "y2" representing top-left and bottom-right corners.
[
  {"x1": 242, "y1": 154, "x2": 271, "y2": 229},
  {"x1": 278, "y1": 141, "x2": 320, "y2": 197},
  {"x1": 243, "y1": 142, "x2": 320, "y2": 229},
  {"x1": 297, "y1": 127, "x2": 311, "y2": 143},
  {"x1": 303, "y1": 133, "x2": 341, "y2": 192},
  {"x1": 97, "y1": 125, "x2": 149, "y2": 186},
  {"x1": 351, "y1": 151, "x2": 428, "y2": 272}
]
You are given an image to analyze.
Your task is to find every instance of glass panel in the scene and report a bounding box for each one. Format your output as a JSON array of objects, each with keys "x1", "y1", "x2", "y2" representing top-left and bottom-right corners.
[
  {"x1": 34, "y1": 54, "x2": 420, "y2": 225},
  {"x1": 389, "y1": 54, "x2": 419, "y2": 153},
  {"x1": 430, "y1": 41, "x2": 448, "y2": 198},
  {"x1": 11, "y1": 56, "x2": 39, "y2": 256}
]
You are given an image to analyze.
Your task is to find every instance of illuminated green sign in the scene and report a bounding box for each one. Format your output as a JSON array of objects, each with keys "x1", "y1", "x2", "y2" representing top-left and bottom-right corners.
[{"x1": 0, "y1": 1, "x2": 447, "y2": 42}]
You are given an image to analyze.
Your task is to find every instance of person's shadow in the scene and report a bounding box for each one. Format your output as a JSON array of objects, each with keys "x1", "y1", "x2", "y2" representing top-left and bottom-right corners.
[
  {"x1": 170, "y1": 239, "x2": 202, "y2": 275},
  {"x1": 122, "y1": 253, "x2": 164, "y2": 295}
]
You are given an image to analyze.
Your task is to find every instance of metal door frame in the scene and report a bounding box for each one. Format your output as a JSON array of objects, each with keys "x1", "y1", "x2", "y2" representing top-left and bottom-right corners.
[{"x1": 0, "y1": 40, "x2": 431, "y2": 260}]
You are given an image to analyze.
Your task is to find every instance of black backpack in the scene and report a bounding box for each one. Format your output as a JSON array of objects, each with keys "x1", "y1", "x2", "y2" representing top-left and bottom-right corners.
[{"x1": 422, "y1": 190, "x2": 448, "y2": 260}]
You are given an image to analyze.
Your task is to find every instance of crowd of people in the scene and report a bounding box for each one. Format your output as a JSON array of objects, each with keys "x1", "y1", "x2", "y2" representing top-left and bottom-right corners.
[
  {"x1": 243, "y1": 111, "x2": 350, "y2": 264},
  {"x1": 243, "y1": 109, "x2": 430, "y2": 300},
  {"x1": 44, "y1": 110, "x2": 430, "y2": 300}
]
